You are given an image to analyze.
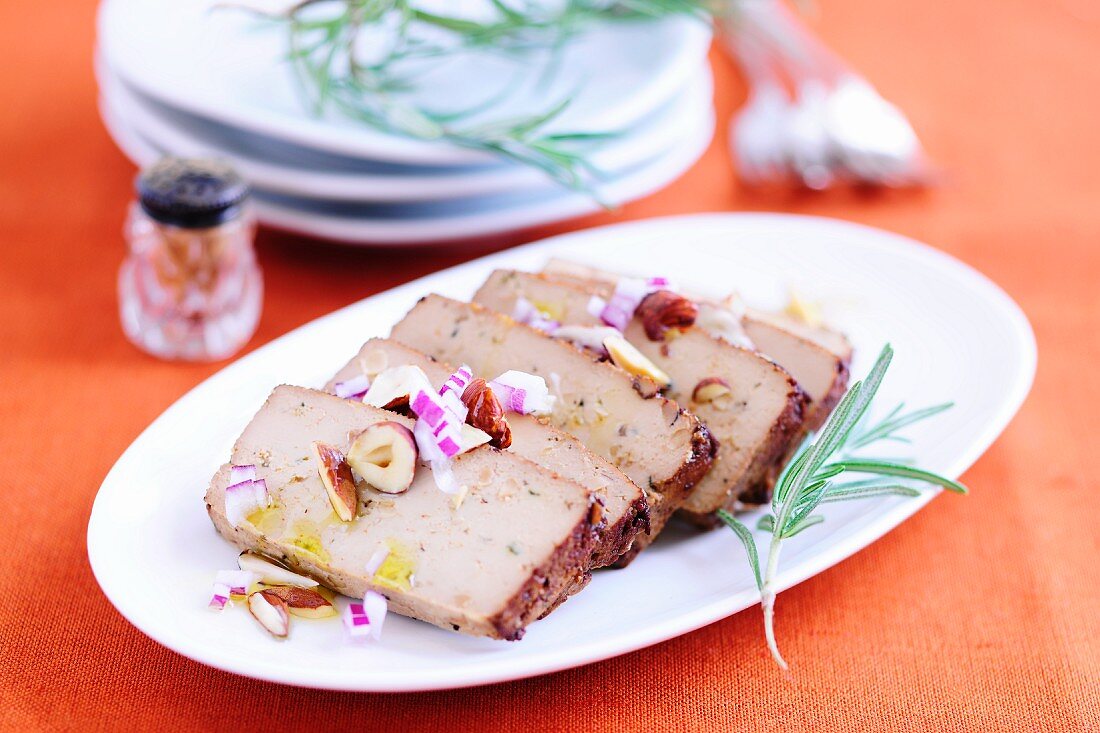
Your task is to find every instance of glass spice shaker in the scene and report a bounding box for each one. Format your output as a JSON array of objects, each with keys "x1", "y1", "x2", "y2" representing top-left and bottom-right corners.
[{"x1": 119, "y1": 157, "x2": 262, "y2": 361}]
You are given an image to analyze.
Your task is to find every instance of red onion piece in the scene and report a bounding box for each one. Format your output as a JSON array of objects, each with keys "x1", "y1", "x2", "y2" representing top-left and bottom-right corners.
[
  {"x1": 333, "y1": 374, "x2": 372, "y2": 400},
  {"x1": 489, "y1": 370, "x2": 555, "y2": 415},
  {"x1": 214, "y1": 569, "x2": 259, "y2": 596},
  {"x1": 208, "y1": 582, "x2": 231, "y2": 611},
  {"x1": 365, "y1": 546, "x2": 390, "y2": 577},
  {"x1": 343, "y1": 591, "x2": 389, "y2": 642},
  {"x1": 439, "y1": 365, "x2": 473, "y2": 400},
  {"x1": 229, "y1": 464, "x2": 257, "y2": 485},
  {"x1": 224, "y1": 478, "x2": 270, "y2": 527},
  {"x1": 512, "y1": 296, "x2": 560, "y2": 334}
]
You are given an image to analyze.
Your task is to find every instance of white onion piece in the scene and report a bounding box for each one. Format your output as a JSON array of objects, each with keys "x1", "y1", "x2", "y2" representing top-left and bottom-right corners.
[
  {"x1": 586, "y1": 295, "x2": 607, "y2": 319},
  {"x1": 229, "y1": 464, "x2": 257, "y2": 485},
  {"x1": 208, "y1": 582, "x2": 231, "y2": 611},
  {"x1": 363, "y1": 590, "x2": 388, "y2": 640},
  {"x1": 333, "y1": 374, "x2": 372, "y2": 400},
  {"x1": 489, "y1": 370, "x2": 555, "y2": 415},
  {"x1": 224, "y1": 478, "x2": 270, "y2": 527},
  {"x1": 215, "y1": 569, "x2": 259, "y2": 596},
  {"x1": 365, "y1": 546, "x2": 390, "y2": 578}
]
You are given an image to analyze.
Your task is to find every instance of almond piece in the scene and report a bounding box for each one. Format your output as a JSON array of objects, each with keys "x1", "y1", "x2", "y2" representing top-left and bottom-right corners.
[
  {"x1": 248, "y1": 590, "x2": 290, "y2": 638},
  {"x1": 461, "y1": 378, "x2": 512, "y2": 449},
  {"x1": 692, "y1": 377, "x2": 732, "y2": 403},
  {"x1": 259, "y1": 586, "x2": 336, "y2": 619},
  {"x1": 347, "y1": 421, "x2": 418, "y2": 494},
  {"x1": 312, "y1": 441, "x2": 358, "y2": 521},
  {"x1": 603, "y1": 334, "x2": 671, "y2": 388},
  {"x1": 636, "y1": 290, "x2": 698, "y2": 341},
  {"x1": 238, "y1": 551, "x2": 319, "y2": 588}
]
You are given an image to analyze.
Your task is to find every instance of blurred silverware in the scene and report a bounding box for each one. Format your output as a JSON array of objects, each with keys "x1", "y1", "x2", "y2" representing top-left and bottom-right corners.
[{"x1": 722, "y1": 0, "x2": 930, "y2": 189}]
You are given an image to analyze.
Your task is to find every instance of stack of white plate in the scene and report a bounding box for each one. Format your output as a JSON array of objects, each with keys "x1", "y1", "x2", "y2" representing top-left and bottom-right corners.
[{"x1": 95, "y1": 0, "x2": 715, "y2": 245}]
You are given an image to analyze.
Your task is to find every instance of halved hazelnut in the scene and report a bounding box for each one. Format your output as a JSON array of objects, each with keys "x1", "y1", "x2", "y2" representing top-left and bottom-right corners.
[
  {"x1": 347, "y1": 421, "x2": 418, "y2": 494},
  {"x1": 259, "y1": 586, "x2": 336, "y2": 619},
  {"x1": 636, "y1": 290, "x2": 698, "y2": 341},
  {"x1": 248, "y1": 590, "x2": 290, "y2": 638},
  {"x1": 312, "y1": 441, "x2": 358, "y2": 522},
  {"x1": 604, "y1": 335, "x2": 671, "y2": 388},
  {"x1": 461, "y1": 378, "x2": 512, "y2": 449},
  {"x1": 692, "y1": 377, "x2": 732, "y2": 403},
  {"x1": 238, "y1": 551, "x2": 319, "y2": 588}
]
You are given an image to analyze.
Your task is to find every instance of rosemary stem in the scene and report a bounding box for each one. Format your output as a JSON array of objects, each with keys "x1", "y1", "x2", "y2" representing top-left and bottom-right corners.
[{"x1": 761, "y1": 534, "x2": 788, "y2": 670}]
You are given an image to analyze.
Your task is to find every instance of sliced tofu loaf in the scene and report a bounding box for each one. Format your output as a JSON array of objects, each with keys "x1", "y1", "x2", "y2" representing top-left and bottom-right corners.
[
  {"x1": 204, "y1": 385, "x2": 598, "y2": 641},
  {"x1": 473, "y1": 270, "x2": 807, "y2": 520},
  {"x1": 541, "y1": 258, "x2": 852, "y2": 433},
  {"x1": 740, "y1": 308, "x2": 851, "y2": 431},
  {"x1": 391, "y1": 295, "x2": 716, "y2": 561},
  {"x1": 326, "y1": 337, "x2": 649, "y2": 568}
]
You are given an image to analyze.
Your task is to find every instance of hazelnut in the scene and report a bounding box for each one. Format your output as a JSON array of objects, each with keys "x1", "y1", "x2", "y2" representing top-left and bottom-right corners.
[
  {"x1": 248, "y1": 590, "x2": 290, "y2": 638},
  {"x1": 692, "y1": 377, "x2": 732, "y2": 403},
  {"x1": 347, "y1": 421, "x2": 419, "y2": 495},
  {"x1": 636, "y1": 290, "x2": 698, "y2": 341},
  {"x1": 461, "y1": 379, "x2": 512, "y2": 449}
]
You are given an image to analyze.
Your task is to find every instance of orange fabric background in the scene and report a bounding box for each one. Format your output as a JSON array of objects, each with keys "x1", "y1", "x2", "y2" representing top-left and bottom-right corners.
[{"x1": 2, "y1": 0, "x2": 1098, "y2": 730}]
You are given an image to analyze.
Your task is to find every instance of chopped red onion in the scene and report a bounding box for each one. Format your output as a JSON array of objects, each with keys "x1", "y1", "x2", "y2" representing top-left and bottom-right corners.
[
  {"x1": 489, "y1": 370, "x2": 555, "y2": 415},
  {"x1": 586, "y1": 295, "x2": 607, "y2": 319},
  {"x1": 208, "y1": 582, "x2": 231, "y2": 611},
  {"x1": 215, "y1": 569, "x2": 259, "y2": 596},
  {"x1": 229, "y1": 464, "x2": 256, "y2": 486},
  {"x1": 599, "y1": 276, "x2": 671, "y2": 332},
  {"x1": 512, "y1": 296, "x2": 560, "y2": 333},
  {"x1": 224, "y1": 478, "x2": 270, "y2": 528},
  {"x1": 343, "y1": 591, "x2": 388, "y2": 642},
  {"x1": 333, "y1": 374, "x2": 372, "y2": 400},
  {"x1": 439, "y1": 365, "x2": 473, "y2": 400}
]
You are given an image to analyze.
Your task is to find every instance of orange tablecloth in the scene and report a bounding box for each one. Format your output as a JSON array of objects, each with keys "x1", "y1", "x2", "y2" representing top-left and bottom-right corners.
[{"x1": 2, "y1": 0, "x2": 1097, "y2": 730}]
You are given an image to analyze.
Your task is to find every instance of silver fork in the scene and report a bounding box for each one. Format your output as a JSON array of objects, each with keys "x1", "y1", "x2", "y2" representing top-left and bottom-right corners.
[{"x1": 728, "y1": 33, "x2": 792, "y2": 186}]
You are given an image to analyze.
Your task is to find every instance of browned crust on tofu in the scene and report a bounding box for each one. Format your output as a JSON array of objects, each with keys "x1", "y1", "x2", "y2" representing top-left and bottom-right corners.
[
  {"x1": 613, "y1": 416, "x2": 718, "y2": 565},
  {"x1": 804, "y1": 353, "x2": 851, "y2": 433},
  {"x1": 677, "y1": 375, "x2": 808, "y2": 527},
  {"x1": 206, "y1": 408, "x2": 600, "y2": 642}
]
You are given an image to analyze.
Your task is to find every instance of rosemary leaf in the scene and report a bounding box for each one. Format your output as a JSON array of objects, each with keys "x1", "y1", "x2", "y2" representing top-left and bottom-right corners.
[{"x1": 717, "y1": 509, "x2": 762, "y2": 591}]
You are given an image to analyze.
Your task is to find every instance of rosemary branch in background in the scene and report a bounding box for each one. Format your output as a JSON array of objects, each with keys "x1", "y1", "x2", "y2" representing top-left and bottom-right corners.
[
  {"x1": 238, "y1": 0, "x2": 714, "y2": 194},
  {"x1": 718, "y1": 344, "x2": 968, "y2": 669}
]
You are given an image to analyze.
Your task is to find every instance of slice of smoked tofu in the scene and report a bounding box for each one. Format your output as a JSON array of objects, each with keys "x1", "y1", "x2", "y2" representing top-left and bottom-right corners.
[
  {"x1": 204, "y1": 385, "x2": 597, "y2": 641},
  {"x1": 326, "y1": 337, "x2": 649, "y2": 568},
  {"x1": 390, "y1": 295, "x2": 716, "y2": 562},
  {"x1": 473, "y1": 270, "x2": 808, "y2": 520}
]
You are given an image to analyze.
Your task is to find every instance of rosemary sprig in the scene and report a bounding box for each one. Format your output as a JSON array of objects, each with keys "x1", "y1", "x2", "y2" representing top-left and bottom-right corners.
[
  {"x1": 718, "y1": 344, "x2": 968, "y2": 669},
  {"x1": 241, "y1": 0, "x2": 710, "y2": 195}
]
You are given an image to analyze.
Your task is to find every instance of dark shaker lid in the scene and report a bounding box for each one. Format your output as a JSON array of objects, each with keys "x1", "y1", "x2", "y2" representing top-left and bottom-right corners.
[{"x1": 136, "y1": 157, "x2": 250, "y2": 228}]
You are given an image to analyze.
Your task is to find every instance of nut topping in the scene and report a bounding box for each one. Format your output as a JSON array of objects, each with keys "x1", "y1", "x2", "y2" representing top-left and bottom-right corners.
[
  {"x1": 312, "y1": 441, "x2": 358, "y2": 522},
  {"x1": 248, "y1": 590, "x2": 290, "y2": 638},
  {"x1": 347, "y1": 421, "x2": 419, "y2": 494},
  {"x1": 259, "y1": 586, "x2": 337, "y2": 619},
  {"x1": 692, "y1": 377, "x2": 732, "y2": 403},
  {"x1": 461, "y1": 378, "x2": 512, "y2": 449},
  {"x1": 604, "y1": 334, "x2": 671, "y2": 388},
  {"x1": 636, "y1": 290, "x2": 698, "y2": 341}
]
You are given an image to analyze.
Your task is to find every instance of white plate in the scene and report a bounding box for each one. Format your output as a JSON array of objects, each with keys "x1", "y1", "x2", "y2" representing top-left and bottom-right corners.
[
  {"x1": 88, "y1": 214, "x2": 1035, "y2": 691},
  {"x1": 100, "y1": 92, "x2": 715, "y2": 244},
  {"x1": 98, "y1": 58, "x2": 714, "y2": 202},
  {"x1": 97, "y1": 0, "x2": 712, "y2": 165}
]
